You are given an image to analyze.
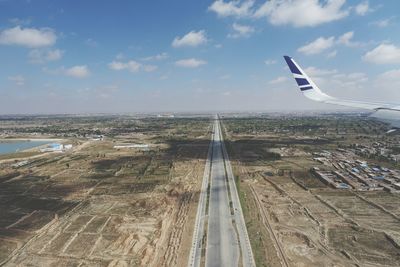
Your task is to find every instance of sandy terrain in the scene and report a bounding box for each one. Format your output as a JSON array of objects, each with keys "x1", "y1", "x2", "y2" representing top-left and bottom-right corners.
[
  {"x1": 222, "y1": 116, "x2": 400, "y2": 267},
  {"x1": 0, "y1": 117, "x2": 211, "y2": 266}
]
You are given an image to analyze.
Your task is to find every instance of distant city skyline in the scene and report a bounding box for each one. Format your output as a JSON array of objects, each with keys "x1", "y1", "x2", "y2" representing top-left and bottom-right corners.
[{"x1": 1, "y1": 0, "x2": 400, "y2": 114}]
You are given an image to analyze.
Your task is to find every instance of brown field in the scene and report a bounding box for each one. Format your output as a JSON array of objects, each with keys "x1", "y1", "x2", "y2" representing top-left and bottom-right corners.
[
  {"x1": 223, "y1": 115, "x2": 400, "y2": 267},
  {"x1": 0, "y1": 116, "x2": 211, "y2": 266}
]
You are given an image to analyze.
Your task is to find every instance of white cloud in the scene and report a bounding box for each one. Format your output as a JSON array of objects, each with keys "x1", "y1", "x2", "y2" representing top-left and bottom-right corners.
[
  {"x1": 109, "y1": 60, "x2": 140, "y2": 72},
  {"x1": 347, "y1": 72, "x2": 368, "y2": 81},
  {"x1": 108, "y1": 61, "x2": 125, "y2": 71},
  {"x1": 331, "y1": 72, "x2": 368, "y2": 89},
  {"x1": 326, "y1": 50, "x2": 337, "y2": 58},
  {"x1": 337, "y1": 31, "x2": 360, "y2": 47},
  {"x1": 175, "y1": 58, "x2": 207, "y2": 68},
  {"x1": 142, "y1": 52, "x2": 168, "y2": 61},
  {"x1": 65, "y1": 65, "x2": 90, "y2": 78},
  {"x1": 377, "y1": 69, "x2": 400, "y2": 80},
  {"x1": 363, "y1": 44, "x2": 400, "y2": 64},
  {"x1": 304, "y1": 66, "x2": 337, "y2": 76},
  {"x1": 0, "y1": 26, "x2": 56, "y2": 47},
  {"x1": 28, "y1": 49, "x2": 64, "y2": 63},
  {"x1": 209, "y1": 0, "x2": 352, "y2": 28},
  {"x1": 96, "y1": 85, "x2": 119, "y2": 99},
  {"x1": 299, "y1": 31, "x2": 362, "y2": 55},
  {"x1": 46, "y1": 49, "x2": 63, "y2": 61},
  {"x1": 355, "y1": 1, "x2": 370, "y2": 16},
  {"x1": 264, "y1": 59, "x2": 277, "y2": 65},
  {"x1": 172, "y1": 30, "x2": 207, "y2": 48},
  {"x1": 269, "y1": 76, "x2": 287, "y2": 84},
  {"x1": 228, "y1": 23, "x2": 255, "y2": 38},
  {"x1": 301, "y1": 66, "x2": 367, "y2": 93},
  {"x1": 208, "y1": 0, "x2": 254, "y2": 18},
  {"x1": 298, "y1": 36, "x2": 335, "y2": 55},
  {"x1": 370, "y1": 18, "x2": 393, "y2": 28},
  {"x1": 337, "y1": 31, "x2": 353, "y2": 45},
  {"x1": 376, "y1": 69, "x2": 400, "y2": 88},
  {"x1": 8, "y1": 75, "x2": 25, "y2": 86},
  {"x1": 79, "y1": 85, "x2": 120, "y2": 100},
  {"x1": 254, "y1": 0, "x2": 349, "y2": 27},
  {"x1": 108, "y1": 60, "x2": 157, "y2": 72},
  {"x1": 143, "y1": 65, "x2": 158, "y2": 72}
]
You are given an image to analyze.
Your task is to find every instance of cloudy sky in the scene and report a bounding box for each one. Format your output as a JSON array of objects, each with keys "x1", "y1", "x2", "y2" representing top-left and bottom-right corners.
[{"x1": 1, "y1": 0, "x2": 400, "y2": 114}]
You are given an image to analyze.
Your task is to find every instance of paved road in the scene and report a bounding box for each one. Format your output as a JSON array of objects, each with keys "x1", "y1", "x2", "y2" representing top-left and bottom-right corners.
[
  {"x1": 187, "y1": 123, "x2": 214, "y2": 267},
  {"x1": 220, "y1": 120, "x2": 256, "y2": 267},
  {"x1": 205, "y1": 119, "x2": 240, "y2": 267},
  {"x1": 188, "y1": 117, "x2": 255, "y2": 267}
]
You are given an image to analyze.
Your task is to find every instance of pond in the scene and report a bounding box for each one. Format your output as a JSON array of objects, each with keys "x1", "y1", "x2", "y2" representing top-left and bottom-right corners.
[{"x1": 0, "y1": 140, "x2": 50, "y2": 155}]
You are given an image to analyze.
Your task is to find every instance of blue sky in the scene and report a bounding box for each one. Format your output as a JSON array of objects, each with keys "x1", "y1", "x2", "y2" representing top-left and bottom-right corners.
[{"x1": 1, "y1": 0, "x2": 400, "y2": 114}]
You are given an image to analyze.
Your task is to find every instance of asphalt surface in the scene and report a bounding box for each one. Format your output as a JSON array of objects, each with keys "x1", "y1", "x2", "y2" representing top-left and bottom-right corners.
[
  {"x1": 188, "y1": 118, "x2": 255, "y2": 267},
  {"x1": 187, "y1": 123, "x2": 214, "y2": 267},
  {"x1": 205, "y1": 119, "x2": 239, "y2": 267},
  {"x1": 220, "y1": 120, "x2": 256, "y2": 267}
]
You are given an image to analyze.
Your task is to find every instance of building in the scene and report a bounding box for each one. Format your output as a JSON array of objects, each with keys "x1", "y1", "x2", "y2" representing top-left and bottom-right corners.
[{"x1": 40, "y1": 143, "x2": 73, "y2": 152}]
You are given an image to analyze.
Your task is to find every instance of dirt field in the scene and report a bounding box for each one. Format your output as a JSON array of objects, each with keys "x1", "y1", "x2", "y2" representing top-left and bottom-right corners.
[
  {"x1": 0, "y1": 116, "x2": 211, "y2": 266},
  {"x1": 222, "y1": 116, "x2": 400, "y2": 267}
]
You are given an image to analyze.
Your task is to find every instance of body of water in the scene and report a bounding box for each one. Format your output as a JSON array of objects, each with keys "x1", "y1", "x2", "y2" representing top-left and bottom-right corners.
[{"x1": 0, "y1": 140, "x2": 50, "y2": 155}]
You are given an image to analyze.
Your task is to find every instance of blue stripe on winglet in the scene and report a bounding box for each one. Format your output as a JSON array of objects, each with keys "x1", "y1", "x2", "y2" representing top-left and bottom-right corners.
[
  {"x1": 283, "y1": 55, "x2": 302, "y2": 75},
  {"x1": 300, "y1": 86, "x2": 313, "y2": 91},
  {"x1": 295, "y1": 78, "x2": 309, "y2": 86}
]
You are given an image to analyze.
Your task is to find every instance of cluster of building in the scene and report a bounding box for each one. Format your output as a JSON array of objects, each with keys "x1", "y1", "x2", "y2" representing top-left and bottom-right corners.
[
  {"x1": 40, "y1": 143, "x2": 73, "y2": 153},
  {"x1": 312, "y1": 149, "x2": 400, "y2": 193},
  {"x1": 351, "y1": 142, "x2": 400, "y2": 162}
]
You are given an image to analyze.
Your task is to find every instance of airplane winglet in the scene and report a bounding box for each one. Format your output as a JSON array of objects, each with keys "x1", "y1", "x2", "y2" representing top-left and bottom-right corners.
[
  {"x1": 282, "y1": 55, "x2": 400, "y2": 124},
  {"x1": 283, "y1": 55, "x2": 333, "y2": 102},
  {"x1": 283, "y1": 55, "x2": 302, "y2": 75}
]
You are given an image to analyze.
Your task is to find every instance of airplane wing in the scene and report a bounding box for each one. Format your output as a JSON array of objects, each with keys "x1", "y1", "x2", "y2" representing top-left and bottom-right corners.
[{"x1": 283, "y1": 55, "x2": 400, "y2": 111}]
